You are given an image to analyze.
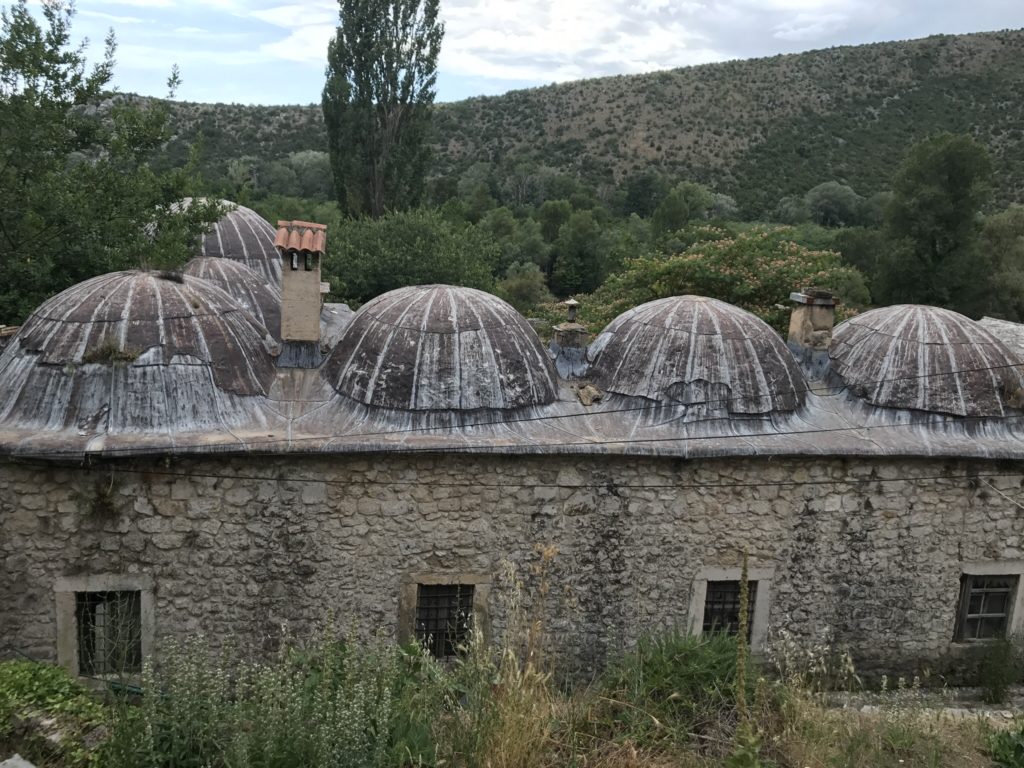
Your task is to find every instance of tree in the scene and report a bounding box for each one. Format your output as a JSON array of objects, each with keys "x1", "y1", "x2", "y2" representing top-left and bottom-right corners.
[
  {"x1": 980, "y1": 205, "x2": 1024, "y2": 321},
  {"x1": 550, "y1": 211, "x2": 606, "y2": 296},
  {"x1": 497, "y1": 261, "x2": 552, "y2": 313},
  {"x1": 878, "y1": 133, "x2": 992, "y2": 312},
  {"x1": 804, "y1": 181, "x2": 863, "y2": 227},
  {"x1": 326, "y1": 209, "x2": 496, "y2": 304},
  {"x1": 0, "y1": 1, "x2": 220, "y2": 324},
  {"x1": 585, "y1": 227, "x2": 869, "y2": 334},
  {"x1": 322, "y1": 0, "x2": 443, "y2": 218}
]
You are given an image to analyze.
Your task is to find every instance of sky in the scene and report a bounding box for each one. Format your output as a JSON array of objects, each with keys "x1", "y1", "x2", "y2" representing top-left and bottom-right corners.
[{"x1": 34, "y1": 0, "x2": 1024, "y2": 105}]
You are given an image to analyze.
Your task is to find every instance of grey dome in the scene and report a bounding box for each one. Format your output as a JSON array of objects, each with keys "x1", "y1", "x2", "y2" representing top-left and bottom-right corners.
[
  {"x1": 830, "y1": 305, "x2": 1024, "y2": 417},
  {"x1": 323, "y1": 285, "x2": 559, "y2": 411},
  {"x1": 587, "y1": 295, "x2": 806, "y2": 413},
  {"x1": 184, "y1": 257, "x2": 282, "y2": 339},
  {"x1": 199, "y1": 201, "x2": 282, "y2": 286},
  {"x1": 0, "y1": 271, "x2": 276, "y2": 432}
]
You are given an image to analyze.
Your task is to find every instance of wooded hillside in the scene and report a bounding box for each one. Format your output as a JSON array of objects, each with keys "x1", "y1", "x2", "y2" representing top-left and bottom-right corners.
[{"x1": 163, "y1": 29, "x2": 1024, "y2": 216}]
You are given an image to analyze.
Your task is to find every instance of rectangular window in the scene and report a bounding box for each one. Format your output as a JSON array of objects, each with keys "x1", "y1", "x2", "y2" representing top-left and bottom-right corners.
[
  {"x1": 75, "y1": 591, "x2": 142, "y2": 675},
  {"x1": 955, "y1": 574, "x2": 1018, "y2": 641},
  {"x1": 702, "y1": 580, "x2": 758, "y2": 639},
  {"x1": 415, "y1": 583, "x2": 474, "y2": 658}
]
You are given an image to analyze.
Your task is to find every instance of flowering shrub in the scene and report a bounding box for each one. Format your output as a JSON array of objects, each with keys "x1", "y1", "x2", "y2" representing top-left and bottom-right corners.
[{"x1": 583, "y1": 226, "x2": 870, "y2": 334}]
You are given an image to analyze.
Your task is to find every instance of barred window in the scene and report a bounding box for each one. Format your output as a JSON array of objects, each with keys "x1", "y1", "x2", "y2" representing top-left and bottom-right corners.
[
  {"x1": 75, "y1": 591, "x2": 142, "y2": 675},
  {"x1": 702, "y1": 580, "x2": 758, "y2": 639},
  {"x1": 415, "y1": 584, "x2": 474, "y2": 658},
  {"x1": 955, "y1": 575, "x2": 1018, "y2": 642}
]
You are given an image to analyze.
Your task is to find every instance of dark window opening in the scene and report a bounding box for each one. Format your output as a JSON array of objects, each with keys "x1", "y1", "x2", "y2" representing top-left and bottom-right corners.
[
  {"x1": 702, "y1": 580, "x2": 758, "y2": 639},
  {"x1": 304, "y1": 252, "x2": 314, "y2": 271},
  {"x1": 415, "y1": 584, "x2": 474, "y2": 658},
  {"x1": 75, "y1": 591, "x2": 142, "y2": 675},
  {"x1": 955, "y1": 574, "x2": 1018, "y2": 641}
]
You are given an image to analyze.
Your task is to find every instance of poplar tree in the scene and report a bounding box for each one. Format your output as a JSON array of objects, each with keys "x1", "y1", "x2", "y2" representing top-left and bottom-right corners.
[{"x1": 322, "y1": 0, "x2": 443, "y2": 218}]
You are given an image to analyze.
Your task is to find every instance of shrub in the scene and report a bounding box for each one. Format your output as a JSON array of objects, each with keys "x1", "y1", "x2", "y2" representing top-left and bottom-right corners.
[
  {"x1": 0, "y1": 660, "x2": 106, "y2": 767},
  {"x1": 991, "y1": 721, "x2": 1024, "y2": 768},
  {"x1": 978, "y1": 637, "x2": 1023, "y2": 704}
]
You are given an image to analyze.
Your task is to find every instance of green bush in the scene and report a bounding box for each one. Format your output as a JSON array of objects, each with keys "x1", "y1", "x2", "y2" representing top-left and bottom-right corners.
[
  {"x1": 991, "y1": 721, "x2": 1024, "y2": 768},
  {"x1": 597, "y1": 630, "x2": 746, "y2": 747},
  {"x1": 0, "y1": 660, "x2": 106, "y2": 767},
  {"x1": 978, "y1": 638, "x2": 1023, "y2": 705}
]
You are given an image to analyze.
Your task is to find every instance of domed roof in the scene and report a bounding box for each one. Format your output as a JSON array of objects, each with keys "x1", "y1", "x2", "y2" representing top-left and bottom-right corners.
[
  {"x1": 0, "y1": 271, "x2": 277, "y2": 432},
  {"x1": 323, "y1": 285, "x2": 559, "y2": 411},
  {"x1": 184, "y1": 257, "x2": 282, "y2": 339},
  {"x1": 587, "y1": 296, "x2": 805, "y2": 413},
  {"x1": 199, "y1": 201, "x2": 282, "y2": 286},
  {"x1": 830, "y1": 305, "x2": 1024, "y2": 417}
]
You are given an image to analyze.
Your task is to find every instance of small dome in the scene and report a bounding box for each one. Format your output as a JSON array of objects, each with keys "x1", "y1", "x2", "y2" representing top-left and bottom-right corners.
[
  {"x1": 587, "y1": 296, "x2": 805, "y2": 413},
  {"x1": 830, "y1": 305, "x2": 1024, "y2": 417},
  {"x1": 184, "y1": 257, "x2": 282, "y2": 339},
  {"x1": 199, "y1": 201, "x2": 282, "y2": 286},
  {"x1": 0, "y1": 271, "x2": 277, "y2": 432},
  {"x1": 323, "y1": 285, "x2": 558, "y2": 411}
]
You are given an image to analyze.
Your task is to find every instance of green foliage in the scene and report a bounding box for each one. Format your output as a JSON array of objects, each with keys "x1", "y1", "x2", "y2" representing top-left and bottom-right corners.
[
  {"x1": 326, "y1": 208, "x2": 497, "y2": 304},
  {"x1": 990, "y1": 721, "x2": 1024, "y2": 768},
  {"x1": 550, "y1": 210, "x2": 607, "y2": 296},
  {"x1": 102, "y1": 635, "x2": 447, "y2": 768},
  {"x1": 598, "y1": 630, "x2": 745, "y2": 747},
  {"x1": 0, "y1": 660, "x2": 106, "y2": 766},
  {"x1": 497, "y1": 261, "x2": 553, "y2": 313},
  {"x1": 981, "y1": 205, "x2": 1024, "y2": 322},
  {"x1": 877, "y1": 132, "x2": 993, "y2": 313},
  {"x1": 537, "y1": 199, "x2": 572, "y2": 244},
  {"x1": 977, "y1": 638, "x2": 1023, "y2": 705},
  {"x1": 322, "y1": 0, "x2": 443, "y2": 217},
  {"x1": 586, "y1": 226, "x2": 869, "y2": 334},
  {"x1": 804, "y1": 181, "x2": 864, "y2": 227},
  {"x1": 0, "y1": 0, "x2": 221, "y2": 324}
]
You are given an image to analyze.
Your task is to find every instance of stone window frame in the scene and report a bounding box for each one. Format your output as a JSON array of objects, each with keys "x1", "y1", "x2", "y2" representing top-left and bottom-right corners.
[
  {"x1": 952, "y1": 561, "x2": 1024, "y2": 644},
  {"x1": 54, "y1": 574, "x2": 155, "y2": 680},
  {"x1": 398, "y1": 573, "x2": 491, "y2": 652},
  {"x1": 687, "y1": 566, "x2": 774, "y2": 652}
]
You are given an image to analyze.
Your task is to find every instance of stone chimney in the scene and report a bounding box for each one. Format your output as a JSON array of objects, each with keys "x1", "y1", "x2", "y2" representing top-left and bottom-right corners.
[
  {"x1": 274, "y1": 220, "x2": 328, "y2": 368},
  {"x1": 787, "y1": 287, "x2": 836, "y2": 380},
  {"x1": 550, "y1": 299, "x2": 589, "y2": 379}
]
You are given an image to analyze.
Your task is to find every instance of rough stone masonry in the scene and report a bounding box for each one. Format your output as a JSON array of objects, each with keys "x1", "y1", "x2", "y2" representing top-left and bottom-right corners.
[{"x1": 3, "y1": 452, "x2": 1022, "y2": 679}]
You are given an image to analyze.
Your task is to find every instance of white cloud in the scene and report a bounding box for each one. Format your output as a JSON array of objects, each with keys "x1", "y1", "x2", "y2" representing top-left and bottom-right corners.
[
  {"x1": 259, "y1": 23, "x2": 336, "y2": 63},
  {"x1": 251, "y1": 2, "x2": 336, "y2": 28},
  {"x1": 80, "y1": 10, "x2": 144, "y2": 23},
  {"x1": 774, "y1": 11, "x2": 850, "y2": 40}
]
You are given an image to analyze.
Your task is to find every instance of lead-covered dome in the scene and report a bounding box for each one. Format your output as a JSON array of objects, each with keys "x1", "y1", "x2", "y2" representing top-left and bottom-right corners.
[
  {"x1": 587, "y1": 295, "x2": 806, "y2": 413},
  {"x1": 0, "y1": 271, "x2": 277, "y2": 432},
  {"x1": 830, "y1": 305, "x2": 1024, "y2": 417},
  {"x1": 323, "y1": 285, "x2": 558, "y2": 411},
  {"x1": 184, "y1": 257, "x2": 282, "y2": 339},
  {"x1": 199, "y1": 201, "x2": 282, "y2": 286}
]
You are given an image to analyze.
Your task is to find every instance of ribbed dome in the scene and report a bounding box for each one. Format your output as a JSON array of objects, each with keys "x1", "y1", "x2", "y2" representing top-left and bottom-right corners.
[
  {"x1": 830, "y1": 305, "x2": 1024, "y2": 417},
  {"x1": 587, "y1": 296, "x2": 805, "y2": 413},
  {"x1": 199, "y1": 201, "x2": 282, "y2": 286},
  {"x1": 323, "y1": 285, "x2": 558, "y2": 411},
  {"x1": 0, "y1": 272, "x2": 276, "y2": 432},
  {"x1": 184, "y1": 257, "x2": 282, "y2": 339}
]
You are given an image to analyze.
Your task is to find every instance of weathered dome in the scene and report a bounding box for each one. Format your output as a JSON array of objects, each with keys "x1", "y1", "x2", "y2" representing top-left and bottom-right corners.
[
  {"x1": 587, "y1": 296, "x2": 806, "y2": 413},
  {"x1": 199, "y1": 201, "x2": 282, "y2": 286},
  {"x1": 323, "y1": 285, "x2": 558, "y2": 411},
  {"x1": 830, "y1": 305, "x2": 1024, "y2": 417},
  {"x1": 184, "y1": 257, "x2": 282, "y2": 339},
  {"x1": 0, "y1": 271, "x2": 277, "y2": 432}
]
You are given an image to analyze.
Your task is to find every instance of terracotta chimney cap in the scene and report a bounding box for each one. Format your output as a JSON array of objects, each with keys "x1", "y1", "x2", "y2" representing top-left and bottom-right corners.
[{"x1": 274, "y1": 220, "x2": 327, "y2": 255}]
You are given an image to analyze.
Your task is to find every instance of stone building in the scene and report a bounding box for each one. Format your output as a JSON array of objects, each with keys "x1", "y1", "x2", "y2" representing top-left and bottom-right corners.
[{"x1": 2, "y1": 203, "x2": 1024, "y2": 680}]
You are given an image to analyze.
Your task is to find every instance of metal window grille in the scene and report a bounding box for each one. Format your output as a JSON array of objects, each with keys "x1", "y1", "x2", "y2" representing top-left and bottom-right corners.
[
  {"x1": 75, "y1": 591, "x2": 142, "y2": 675},
  {"x1": 702, "y1": 580, "x2": 758, "y2": 639},
  {"x1": 415, "y1": 584, "x2": 474, "y2": 658},
  {"x1": 955, "y1": 575, "x2": 1018, "y2": 641}
]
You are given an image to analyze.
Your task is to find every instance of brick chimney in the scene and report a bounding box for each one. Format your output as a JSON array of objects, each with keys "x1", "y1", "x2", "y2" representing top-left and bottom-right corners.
[{"x1": 787, "y1": 287, "x2": 836, "y2": 380}]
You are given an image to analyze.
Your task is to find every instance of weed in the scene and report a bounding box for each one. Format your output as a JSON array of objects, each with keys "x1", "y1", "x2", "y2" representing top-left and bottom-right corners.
[
  {"x1": 82, "y1": 340, "x2": 138, "y2": 365},
  {"x1": 978, "y1": 637, "x2": 1023, "y2": 704}
]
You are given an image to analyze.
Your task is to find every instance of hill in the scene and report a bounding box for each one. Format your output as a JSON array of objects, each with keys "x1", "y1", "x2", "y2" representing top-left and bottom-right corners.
[{"x1": 165, "y1": 29, "x2": 1024, "y2": 216}]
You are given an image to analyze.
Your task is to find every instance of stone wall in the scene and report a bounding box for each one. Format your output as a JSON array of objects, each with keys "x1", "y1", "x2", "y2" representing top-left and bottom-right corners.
[{"x1": 2, "y1": 452, "x2": 1023, "y2": 678}]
